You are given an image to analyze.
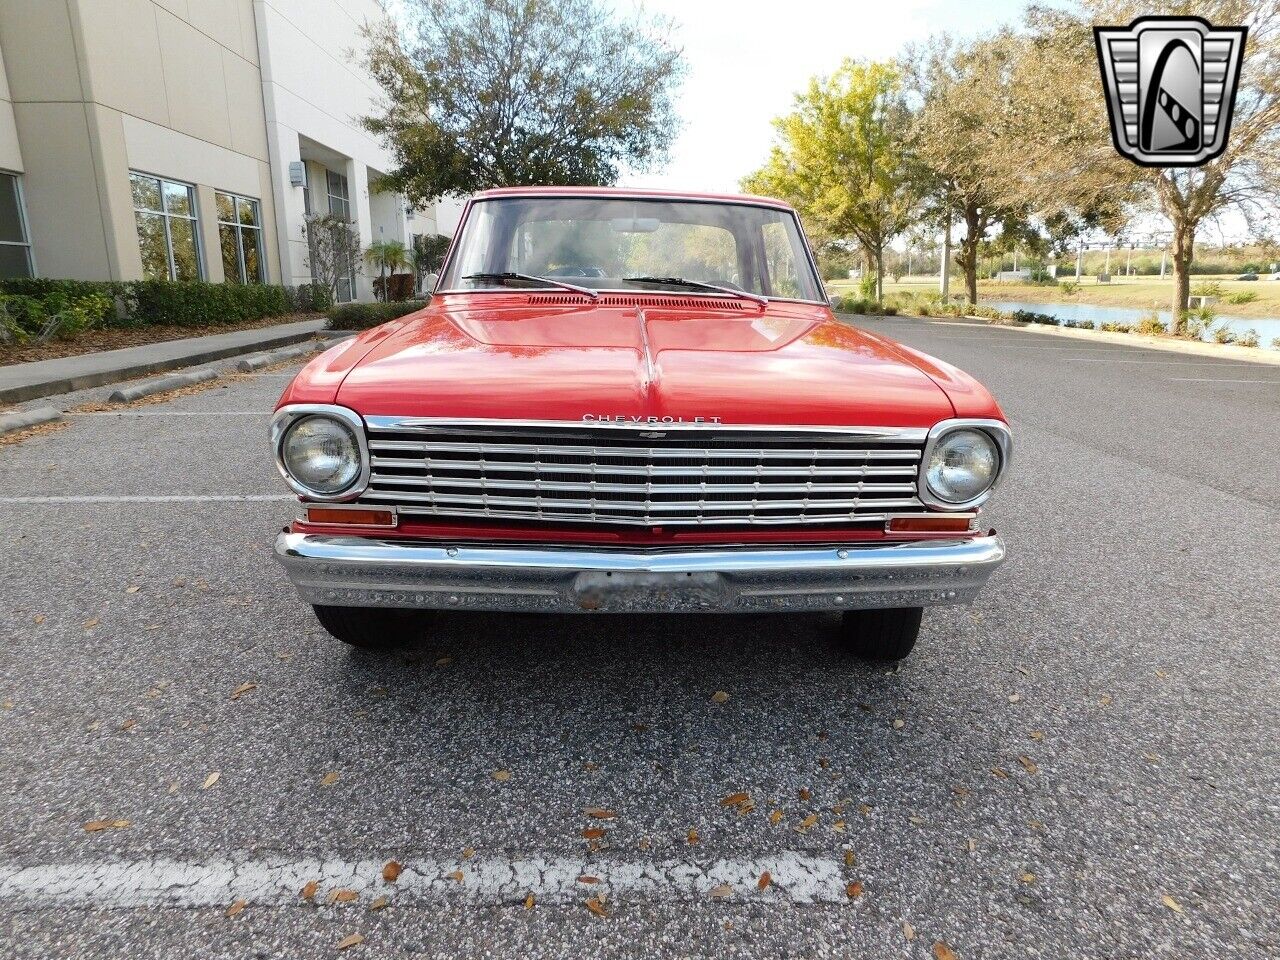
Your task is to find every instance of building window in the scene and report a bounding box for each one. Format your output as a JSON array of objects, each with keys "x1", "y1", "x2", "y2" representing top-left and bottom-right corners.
[
  {"x1": 216, "y1": 192, "x2": 265, "y2": 284},
  {"x1": 131, "y1": 173, "x2": 202, "y2": 281},
  {"x1": 326, "y1": 170, "x2": 355, "y2": 301},
  {"x1": 0, "y1": 172, "x2": 33, "y2": 279}
]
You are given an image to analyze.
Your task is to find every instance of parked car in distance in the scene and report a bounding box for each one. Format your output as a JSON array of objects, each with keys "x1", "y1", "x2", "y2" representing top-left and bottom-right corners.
[
  {"x1": 272, "y1": 187, "x2": 1011, "y2": 661},
  {"x1": 1236, "y1": 272, "x2": 1259, "y2": 281}
]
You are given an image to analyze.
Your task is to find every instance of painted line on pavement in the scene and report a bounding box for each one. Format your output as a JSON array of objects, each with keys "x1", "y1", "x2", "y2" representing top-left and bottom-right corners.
[
  {"x1": 0, "y1": 853, "x2": 847, "y2": 910},
  {"x1": 0, "y1": 495, "x2": 293, "y2": 504},
  {"x1": 1065, "y1": 357, "x2": 1265, "y2": 366},
  {"x1": 1166, "y1": 377, "x2": 1280, "y2": 384}
]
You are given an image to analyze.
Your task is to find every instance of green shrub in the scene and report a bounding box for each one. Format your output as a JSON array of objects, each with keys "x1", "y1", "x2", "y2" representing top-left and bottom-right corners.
[
  {"x1": 1213, "y1": 326, "x2": 1235, "y2": 344},
  {"x1": 286, "y1": 283, "x2": 333, "y2": 314},
  {"x1": 1226, "y1": 291, "x2": 1259, "y2": 305},
  {"x1": 1011, "y1": 309, "x2": 1058, "y2": 325},
  {"x1": 882, "y1": 305, "x2": 899, "y2": 316},
  {"x1": 1236, "y1": 328, "x2": 1260, "y2": 347},
  {"x1": 1190, "y1": 281, "x2": 1225, "y2": 298},
  {"x1": 1134, "y1": 311, "x2": 1166, "y2": 336},
  {"x1": 326, "y1": 299, "x2": 429, "y2": 330},
  {"x1": 1058, "y1": 280, "x2": 1079, "y2": 295},
  {"x1": 857, "y1": 275, "x2": 877, "y2": 300},
  {"x1": 0, "y1": 277, "x2": 125, "y2": 328}
]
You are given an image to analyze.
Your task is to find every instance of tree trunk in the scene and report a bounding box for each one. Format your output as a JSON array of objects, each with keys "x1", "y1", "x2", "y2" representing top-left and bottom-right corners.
[
  {"x1": 874, "y1": 248, "x2": 885, "y2": 304},
  {"x1": 1171, "y1": 223, "x2": 1194, "y2": 329}
]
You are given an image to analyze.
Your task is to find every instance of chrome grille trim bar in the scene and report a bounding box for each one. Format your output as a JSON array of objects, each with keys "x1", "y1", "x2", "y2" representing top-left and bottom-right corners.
[
  {"x1": 368, "y1": 440, "x2": 922, "y2": 461},
  {"x1": 369, "y1": 457, "x2": 918, "y2": 477},
  {"x1": 365, "y1": 416, "x2": 929, "y2": 441},
  {"x1": 368, "y1": 476, "x2": 920, "y2": 496}
]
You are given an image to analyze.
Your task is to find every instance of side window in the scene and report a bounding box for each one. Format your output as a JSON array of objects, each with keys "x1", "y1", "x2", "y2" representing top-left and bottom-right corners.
[
  {"x1": 130, "y1": 172, "x2": 202, "y2": 281},
  {"x1": 761, "y1": 220, "x2": 802, "y2": 298}
]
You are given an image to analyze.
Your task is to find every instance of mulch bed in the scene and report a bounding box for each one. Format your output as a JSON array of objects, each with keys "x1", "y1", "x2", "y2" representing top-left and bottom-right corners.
[{"x1": 0, "y1": 314, "x2": 322, "y2": 365}]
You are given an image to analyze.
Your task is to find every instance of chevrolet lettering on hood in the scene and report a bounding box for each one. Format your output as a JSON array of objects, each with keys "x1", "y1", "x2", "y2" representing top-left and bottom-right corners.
[
  {"x1": 270, "y1": 185, "x2": 1011, "y2": 664},
  {"x1": 583, "y1": 414, "x2": 723, "y2": 425}
]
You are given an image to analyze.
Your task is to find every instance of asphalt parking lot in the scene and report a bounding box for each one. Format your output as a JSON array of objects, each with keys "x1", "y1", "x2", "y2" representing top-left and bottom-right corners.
[{"x1": 1, "y1": 317, "x2": 1277, "y2": 958}]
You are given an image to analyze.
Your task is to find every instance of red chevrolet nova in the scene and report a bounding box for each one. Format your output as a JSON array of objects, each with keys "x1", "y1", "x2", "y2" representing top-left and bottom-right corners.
[{"x1": 272, "y1": 187, "x2": 1009, "y2": 661}]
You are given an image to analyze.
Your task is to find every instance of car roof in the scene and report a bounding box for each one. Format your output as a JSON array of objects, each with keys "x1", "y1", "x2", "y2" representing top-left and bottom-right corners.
[{"x1": 471, "y1": 185, "x2": 795, "y2": 211}]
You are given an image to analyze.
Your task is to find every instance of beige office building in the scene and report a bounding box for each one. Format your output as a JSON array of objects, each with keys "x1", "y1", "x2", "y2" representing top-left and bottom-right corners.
[{"x1": 0, "y1": 0, "x2": 459, "y2": 301}]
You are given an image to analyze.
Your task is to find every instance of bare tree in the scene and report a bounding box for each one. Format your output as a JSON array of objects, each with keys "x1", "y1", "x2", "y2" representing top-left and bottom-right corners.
[{"x1": 304, "y1": 214, "x2": 363, "y2": 303}]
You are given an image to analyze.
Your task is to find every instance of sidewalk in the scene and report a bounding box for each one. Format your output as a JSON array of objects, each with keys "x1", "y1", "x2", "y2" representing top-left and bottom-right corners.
[{"x1": 0, "y1": 318, "x2": 327, "y2": 404}]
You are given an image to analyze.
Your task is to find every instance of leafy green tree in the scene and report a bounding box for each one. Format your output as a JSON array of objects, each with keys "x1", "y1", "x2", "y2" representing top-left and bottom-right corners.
[
  {"x1": 362, "y1": 0, "x2": 685, "y2": 204},
  {"x1": 743, "y1": 61, "x2": 921, "y2": 303},
  {"x1": 905, "y1": 34, "x2": 1037, "y2": 305},
  {"x1": 999, "y1": 0, "x2": 1280, "y2": 319}
]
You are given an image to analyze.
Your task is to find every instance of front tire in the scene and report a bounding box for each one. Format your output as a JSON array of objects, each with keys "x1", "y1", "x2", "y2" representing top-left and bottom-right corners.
[
  {"x1": 836, "y1": 607, "x2": 923, "y2": 662},
  {"x1": 311, "y1": 605, "x2": 427, "y2": 649}
]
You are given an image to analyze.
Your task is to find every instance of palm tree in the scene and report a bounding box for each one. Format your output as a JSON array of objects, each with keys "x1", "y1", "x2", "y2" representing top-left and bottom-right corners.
[{"x1": 364, "y1": 240, "x2": 411, "y2": 301}]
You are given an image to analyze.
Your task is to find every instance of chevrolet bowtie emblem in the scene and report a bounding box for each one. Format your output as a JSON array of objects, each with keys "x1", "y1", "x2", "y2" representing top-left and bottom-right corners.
[{"x1": 1095, "y1": 16, "x2": 1247, "y2": 167}]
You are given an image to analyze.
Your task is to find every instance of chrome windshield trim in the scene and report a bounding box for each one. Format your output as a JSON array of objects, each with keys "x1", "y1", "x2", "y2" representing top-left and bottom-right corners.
[
  {"x1": 917, "y1": 418, "x2": 1013, "y2": 512},
  {"x1": 362, "y1": 416, "x2": 930, "y2": 440},
  {"x1": 431, "y1": 288, "x2": 831, "y2": 307},
  {"x1": 271, "y1": 403, "x2": 371, "y2": 503}
]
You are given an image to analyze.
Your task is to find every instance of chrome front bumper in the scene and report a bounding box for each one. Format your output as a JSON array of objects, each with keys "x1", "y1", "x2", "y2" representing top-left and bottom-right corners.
[{"x1": 274, "y1": 532, "x2": 1005, "y2": 613}]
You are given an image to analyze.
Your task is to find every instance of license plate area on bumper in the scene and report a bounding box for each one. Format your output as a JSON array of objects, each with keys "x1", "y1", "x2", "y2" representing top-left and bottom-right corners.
[{"x1": 571, "y1": 571, "x2": 729, "y2": 612}]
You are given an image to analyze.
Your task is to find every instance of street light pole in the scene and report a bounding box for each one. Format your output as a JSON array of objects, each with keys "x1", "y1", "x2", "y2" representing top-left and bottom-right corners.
[{"x1": 940, "y1": 221, "x2": 951, "y2": 299}]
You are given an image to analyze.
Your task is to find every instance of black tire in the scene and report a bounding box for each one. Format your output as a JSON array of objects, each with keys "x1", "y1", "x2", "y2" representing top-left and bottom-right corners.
[
  {"x1": 836, "y1": 607, "x2": 923, "y2": 662},
  {"x1": 311, "y1": 605, "x2": 427, "y2": 649}
]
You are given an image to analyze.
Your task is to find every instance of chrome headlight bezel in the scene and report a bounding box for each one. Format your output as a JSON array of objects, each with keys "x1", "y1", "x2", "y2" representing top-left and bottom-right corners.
[
  {"x1": 918, "y1": 418, "x2": 1012, "y2": 511},
  {"x1": 271, "y1": 404, "x2": 370, "y2": 501}
]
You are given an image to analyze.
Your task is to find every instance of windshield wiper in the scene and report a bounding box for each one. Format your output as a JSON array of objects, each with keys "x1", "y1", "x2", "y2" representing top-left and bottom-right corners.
[
  {"x1": 623, "y1": 276, "x2": 768, "y2": 307},
  {"x1": 463, "y1": 271, "x2": 598, "y2": 299}
]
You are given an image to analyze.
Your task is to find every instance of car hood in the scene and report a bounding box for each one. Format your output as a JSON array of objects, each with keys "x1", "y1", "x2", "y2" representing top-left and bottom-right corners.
[{"x1": 332, "y1": 294, "x2": 959, "y2": 427}]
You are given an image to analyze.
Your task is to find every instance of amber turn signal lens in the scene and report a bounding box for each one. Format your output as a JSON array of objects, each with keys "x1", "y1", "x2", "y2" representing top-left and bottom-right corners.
[
  {"x1": 306, "y1": 507, "x2": 396, "y2": 527},
  {"x1": 886, "y1": 516, "x2": 972, "y2": 533}
]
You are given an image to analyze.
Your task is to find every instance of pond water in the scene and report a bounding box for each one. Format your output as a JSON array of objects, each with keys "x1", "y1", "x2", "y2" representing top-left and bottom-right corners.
[{"x1": 984, "y1": 300, "x2": 1280, "y2": 350}]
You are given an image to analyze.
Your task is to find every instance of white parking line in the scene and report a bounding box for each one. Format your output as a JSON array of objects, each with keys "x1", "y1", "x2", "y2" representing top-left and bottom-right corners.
[
  {"x1": 0, "y1": 853, "x2": 846, "y2": 909},
  {"x1": 1066, "y1": 357, "x2": 1266, "y2": 366},
  {"x1": 0, "y1": 495, "x2": 293, "y2": 504},
  {"x1": 1167, "y1": 377, "x2": 1280, "y2": 383}
]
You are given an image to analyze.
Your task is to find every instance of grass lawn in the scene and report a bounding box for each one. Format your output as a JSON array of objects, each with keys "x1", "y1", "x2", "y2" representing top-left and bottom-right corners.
[{"x1": 827, "y1": 275, "x2": 1280, "y2": 318}]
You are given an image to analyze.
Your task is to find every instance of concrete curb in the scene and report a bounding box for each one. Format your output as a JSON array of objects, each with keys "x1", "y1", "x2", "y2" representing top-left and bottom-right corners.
[
  {"x1": 235, "y1": 341, "x2": 324, "y2": 372},
  {"x1": 108, "y1": 367, "x2": 219, "y2": 403},
  {"x1": 0, "y1": 319, "x2": 325, "y2": 405},
  {"x1": 975, "y1": 316, "x2": 1280, "y2": 366},
  {"x1": 0, "y1": 406, "x2": 63, "y2": 436}
]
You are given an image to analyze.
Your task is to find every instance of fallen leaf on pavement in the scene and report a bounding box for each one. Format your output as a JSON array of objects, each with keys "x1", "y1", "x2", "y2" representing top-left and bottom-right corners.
[
  {"x1": 1020, "y1": 872, "x2": 1036, "y2": 884},
  {"x1": 768, "y1": 810, "x2": 783, "y2": 825},
  {"x1": 382, "y1": 861, "x2": 402, "y2": 883},
  {"x1": 447, "y1": 870, "x2": 464, "y2": 883},
  {"x1": 300, "y1": 880, "x2": 318, "y2": 900},
  {"x1": 523, "y1": 893, "x2": 535, "y2": 910},
  {"x1": 1017, "y1": 756, "x2": 1039, "y2": 774},
  {"x1": 844, "y1": 849, "x2": 855, "y2": 867},
  {"x1": 967, "y1": 838, "x2": 977, "y2": 852},
  {"x1": 226, "y1": 899, "x2": 246, "y2": 918},
  {"x1": 83, "y1": 618, "x2": 100, "y2": 629},
  {"x1": 710, "y1": 691, "x2": 730, "y2": 704},
  {"x1": 126, "y1": 586, "x2": 141, "y2": 594},
  {"x1": 330, "y1": 889, "x2": 359, "y2": 904},
  {"x1": 584, "y1": 807, "x2": 616, "y2": 819},
  {"x1": 757, "y1": 871, "x2": 772, "y2": 890},
  {"x1": 1099, "y1": 694, "x2": 1112, "y2": 706},
  {"x1": 201, "y1": 772, "x2": 220, "y2": 790},
  {"x1": 798, "y1": 788, "x2": 811, "y2": 801},
  {"x1": 903, "y1": 921, "x2": 916, "y2": 941},
  {"x1": 33, "y1": 614, "x2": 45, "y2": 624},
  {"x1": 846, "y1": 881, "x2": 863, "y2": 899},
  {"x1": 991, "y1": 767, "x2": 1010, "y2": 779},
  {"x1": 82, "y1": 819, "x2": 130, "y2": 832},
  {"x1": 1008, "y1": 693, "x2": 1022, "y2": 703},
  {"x1": 892, "y1": 719, "x2": 905, "y2": 729},
  {"x1": 1029, "y1": 731, "x2": 1044, "y2": 741},
  {"x1": 1162, "y1": 894, "x2": 1184, "y2": 913},
  {"x1": 797, "y1": 814, "x2": 818, "y2": 832},
  {"x1": 932, "y1": 942, "x2": 958, "y2": 960},
  {"x1": 720, "y1": 791, "x2": 750, "y2": 807},
  {"x1": 687, "y1": 829, "x2": 700, "y2": 844},
  {"x1": 320, "y1": 771, "x2": 340, "y2": 787},
  {"x1": 858, "y1": 804, "x2": 872, "y2": 817},
  {"x1": 120, "y1": 719, "x2": 136, "y2": 731},
  {"x1": 461, "y1": 846, "x2": 475, "y2": 860},
  {"x1": 230, "y1": 682, "x2": 257, "y2": 700},
  {"x1": 336, "y1": 934, "x2": 364, "y2": 951},
  {"x1": 582, "y1": 827, "x2": 606, "y2": 840},
  {"x1": 369, "y1": 896, "x2": 388, "y2": 911},
  {"x1": 585, "y1": 896, "x2": 607, "y2": 917},
  {"x1": 491, "y1": 769, "x2": 511, "y2": 782},
  {"x1": 578, "y1": 875, "x2": 600, "y2": 885},
  {"x1": 709, "y1": 883, "x2": 732, "y2": 899}
]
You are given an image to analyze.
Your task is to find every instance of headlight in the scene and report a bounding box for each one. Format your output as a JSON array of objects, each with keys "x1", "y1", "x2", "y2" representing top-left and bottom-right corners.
[
  {"x1": 278, "y1": 413, "x2": 363, "y2": 497},
  {"x1": 923, "y1": 427, "x2": 1002, "y2": 506}
]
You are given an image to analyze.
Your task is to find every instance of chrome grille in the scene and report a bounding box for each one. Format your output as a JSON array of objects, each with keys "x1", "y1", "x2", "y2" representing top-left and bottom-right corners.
[{"x1": 359, "y1": 419, "x2": 929, "y2": 527}]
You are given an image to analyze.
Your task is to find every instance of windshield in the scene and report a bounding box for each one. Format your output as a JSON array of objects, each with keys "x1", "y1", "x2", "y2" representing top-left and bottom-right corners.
[{"x1": 438, "y1": 197, "x2": 824, "y2": 302}]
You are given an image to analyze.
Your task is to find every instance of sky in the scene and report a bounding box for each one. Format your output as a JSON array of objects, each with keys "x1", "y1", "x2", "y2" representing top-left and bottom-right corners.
[{"x1": 609, "y1": 0, "x2": 1031, "y2": 193}]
